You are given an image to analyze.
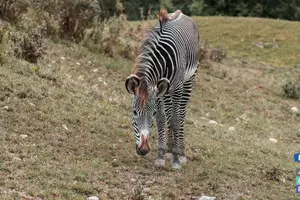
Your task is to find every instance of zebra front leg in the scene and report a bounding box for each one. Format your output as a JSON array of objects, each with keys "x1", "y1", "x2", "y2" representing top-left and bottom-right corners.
[
  {"x1": 165, "y1": 127, "x2": 173, "y2": 161},
  {"x1": 169, "y1": 104, "x2": 182, "y2": 169},
  {"x1": 154, "y1": 98, "x2": 166, "y2": 167}
]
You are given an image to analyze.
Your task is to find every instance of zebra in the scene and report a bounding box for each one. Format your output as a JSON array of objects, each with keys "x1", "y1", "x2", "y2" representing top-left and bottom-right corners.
[{"x1": 125, "y1": 8, "x2": 200, "y2": 169}]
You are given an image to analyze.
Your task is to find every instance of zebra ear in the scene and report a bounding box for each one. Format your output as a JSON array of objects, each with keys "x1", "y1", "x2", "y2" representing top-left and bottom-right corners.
[
  {"x1": 156, "y1": 78, "x2": 170, "y2": 97},
  {"x1": 125, "y1": 74, "x2": 140, "y2": 95}
]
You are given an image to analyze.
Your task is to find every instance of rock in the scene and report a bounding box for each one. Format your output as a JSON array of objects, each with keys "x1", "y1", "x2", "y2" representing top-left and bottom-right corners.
[
  {"x1": 269, "y1": 138, "x2": 278, "y2": 143},
  {"x1": 60, "y1": 57, "x2": 66, "y2": 60},
  {"x1": 208, "y1": 120, "x2": 218, "y2": 125},
  {"x1": 20, "y1": 134, "x2": 28, "y2": 139},
  {"x1": 88, "y1": 61, "x2": 92, "y2": 64},
  {"x1": 130, "y1": 178, "x2": 136, "y2": 182},
  {"x1": 76, "y1": 62, "x2": 81, "y2": 66},
  {"x1": 199, "y1": 196, "x2": 216, "y2": 200},
  {"x1": 29, "y1": 102, "x2": 36, "y2": 107},
  {"x1": 297, "y1": 131, "x2": 300, "y2": 137},
  {"x1": 112, "y1": 159, "x2": 119, "y2": 167},
  {"x1": 87, "y1": 196, "x2": 99, "y2": 200},
  {"x1": 228, "y1": 126, "x2": 235, "y2": 132},
  {"x1": 145, "y1": 181, "x2": 153, "y2": 186},
  {"x1": 142, "y1": 187, "x2": 151, "y2": 194},
  {"x1": 62, "y1": 124, "x2": 69, "y2": 130},
  {"x1": 2, "y1": 106, "x2": 9, "y2": 110},
  {"x1": 290, "y1": 107, "x2": 298, "y2": 113}
]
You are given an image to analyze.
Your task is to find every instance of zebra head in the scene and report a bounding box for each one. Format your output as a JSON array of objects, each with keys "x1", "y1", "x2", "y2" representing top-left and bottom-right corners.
[{"x1": 126, "y1": 74, "x2": 170, "y2": 156}]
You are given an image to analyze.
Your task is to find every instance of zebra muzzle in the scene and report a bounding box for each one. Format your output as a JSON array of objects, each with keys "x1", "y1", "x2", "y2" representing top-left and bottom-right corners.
[{"x1": 137, "y1": 134, "x2": 150, "y2": 156}]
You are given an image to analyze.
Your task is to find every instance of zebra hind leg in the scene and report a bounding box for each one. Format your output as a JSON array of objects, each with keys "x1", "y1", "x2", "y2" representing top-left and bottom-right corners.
[{"x1": 178, "y1": 74, "x2": 196, "y2": 165}]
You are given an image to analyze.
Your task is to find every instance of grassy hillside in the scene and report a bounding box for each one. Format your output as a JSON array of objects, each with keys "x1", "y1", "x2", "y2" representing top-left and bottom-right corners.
[{"x1": 0, "y1": 16, "x2": 300, "y2": 200}]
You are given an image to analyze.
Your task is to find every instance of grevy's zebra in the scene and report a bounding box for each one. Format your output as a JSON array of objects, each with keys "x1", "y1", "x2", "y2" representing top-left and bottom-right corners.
[{"x1": 125, "y1": 9, "x2": 200, "y2": 169}]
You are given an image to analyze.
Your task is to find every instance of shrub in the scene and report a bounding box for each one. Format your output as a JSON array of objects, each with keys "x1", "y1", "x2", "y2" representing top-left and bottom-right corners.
[
  {"x1": 282, "y1": 80, "x2": 300, "y2": 99},
  {"x1": 0, "y1": 0, "x2": 30, "y2": 24},
  {"x1": 82, "y1": 14, "x2": 137, "y2": 59},
  {"x1": 9, "y1": 27, "x2": 45, "y2": 63},
  {"x1": 209, "y1": 46, "x2": 226, "y2": 62}
]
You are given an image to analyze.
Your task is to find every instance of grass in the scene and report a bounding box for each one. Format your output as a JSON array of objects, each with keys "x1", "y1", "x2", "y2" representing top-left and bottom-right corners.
[
  {"x1": 0, "y1": 16, "x2": 300, "y2": 200},
  {"x1": 134, "y1": 16, "x2": 300, "y2": 67}
]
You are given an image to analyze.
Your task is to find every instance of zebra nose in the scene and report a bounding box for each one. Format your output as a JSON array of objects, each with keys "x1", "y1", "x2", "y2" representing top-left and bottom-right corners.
[
  {"x1": 136, "y1": 134, "x2": 150, "y2": 156},
  {"x1": 136, "y1": 147, "x2": 150, "y2": 156}
]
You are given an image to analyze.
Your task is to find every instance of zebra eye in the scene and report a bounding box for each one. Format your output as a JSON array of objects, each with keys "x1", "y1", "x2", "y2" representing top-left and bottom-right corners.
[{"x1": 133, "y1": 110, "x2": 138, "y2": 116}]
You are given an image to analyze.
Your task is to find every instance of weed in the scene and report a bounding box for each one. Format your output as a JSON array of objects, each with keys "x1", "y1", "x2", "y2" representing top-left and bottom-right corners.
[
  {"x1": 9, "y1": 27, "x2": 45, "y2": 63},
  {"x1": 282, "y1": 79, "x2": 300, "y2": 99},
  {"x1": 0, "y1": 0, "x2": 29, "y2": 24},
  {"x1": 210, "y1": 46, "x2": 226, "y2": 62},
  {"x1": 131, "y1": 177, "x2": 144, "y2": 200}
]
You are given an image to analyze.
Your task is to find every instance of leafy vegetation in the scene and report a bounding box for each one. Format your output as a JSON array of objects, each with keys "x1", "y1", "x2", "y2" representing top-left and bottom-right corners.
[{"x1": 121, "y1": 0, "x2": 300, "y2": 21}]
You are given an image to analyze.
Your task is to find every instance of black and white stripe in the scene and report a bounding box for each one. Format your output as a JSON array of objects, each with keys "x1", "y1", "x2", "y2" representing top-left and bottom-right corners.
[{"x1": 128, "y1": 11, "x2": 200, "y2": 169}]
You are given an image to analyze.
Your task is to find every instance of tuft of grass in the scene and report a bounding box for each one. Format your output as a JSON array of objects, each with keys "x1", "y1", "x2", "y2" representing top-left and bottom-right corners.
[{"x1": 282, "y1": 80, "x2": 300, "y2": 99}]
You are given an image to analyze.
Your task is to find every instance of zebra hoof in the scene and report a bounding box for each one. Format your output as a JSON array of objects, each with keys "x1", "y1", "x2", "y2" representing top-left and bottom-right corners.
[
  {"x1": 154, "y1": 159, "x2": 165, "y2": 168},
  {"x1": 165, "y1": 153, "x2": 173, "y2": 161},
  {"x1": 179, "y1": 156, "x2": 187, "y2": 165},
  {"x1": 171, "y1": 162, "x2": 181, "y2": 170}
]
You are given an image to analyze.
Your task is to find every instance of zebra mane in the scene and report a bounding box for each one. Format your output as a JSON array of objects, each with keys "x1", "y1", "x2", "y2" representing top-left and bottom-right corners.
[{"x1": 131, "y1": 9, "x2": 183, "y2": 107}]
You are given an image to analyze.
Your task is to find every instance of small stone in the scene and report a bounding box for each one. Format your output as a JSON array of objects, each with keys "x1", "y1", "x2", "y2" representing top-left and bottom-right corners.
[
  {"x1": 290, "y1": 107, "x2": 298, "y2": 113},
  {"x1": 13, "y1": 157, "x2": 21, "y2": 161},
  {"x1": 52, "y1": 60, "x2": 56, "y2": 63},
  {"x1": 20, "y1": 134, "x2": 28, "y2": 139},
  {"x1": 228, "y1": 126, "x2": 235, "y2": 132},
  {"x1": 145, "y1": 181, "x2": 153, "y2": 186},
  {"x1": 78, "y1": 75, "x2": 84, "y2": 81},
  {"x1": 130, "y1": 178, "x2": 136, "y2": 182},
  {"x1": 48, "y1": 64, "x2": 52, "y2": 67},
  {"x1": 2, "y1": 106, "x2": 9, "y2": 110},
  {"x1": 76, "y1": 62, "x2": 81, "y2": 66},
  {"x1": 93, "y1": 69, "x2": 98, "y2": 72},
  {"x1": 62, "y1": 124, "x2": 69, "y2": 130},
  {"x1": 269, "y1": 138, "x2": 278, "y2": 143},
  {"x1": 112, "y1": 159, "x2": 119, "y2": 167},
  {"x1": 296, "y1": 131, "x2": 300, "y2": 137},
  {"x1": 208, "y1": 120, "x2": 218, "y2": 125},
  {"x1": 88, "y1": 61, "x2": 92, "y2": 64},
  {"x1": 142, "y1": 187, "x2": 151, "y2": 194},
  {"x1": 87, "y1": 196, "x2": 99, "y2": 200},
  {"x1": 29, "y1": 102, "x2": 36, "y2": 107},
  {"x1": 60, "y1": 57, "x2": 66, "y2": 60},
  {"x1": 199, "y1": 196, "x2": 216, "y2": 200}
]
